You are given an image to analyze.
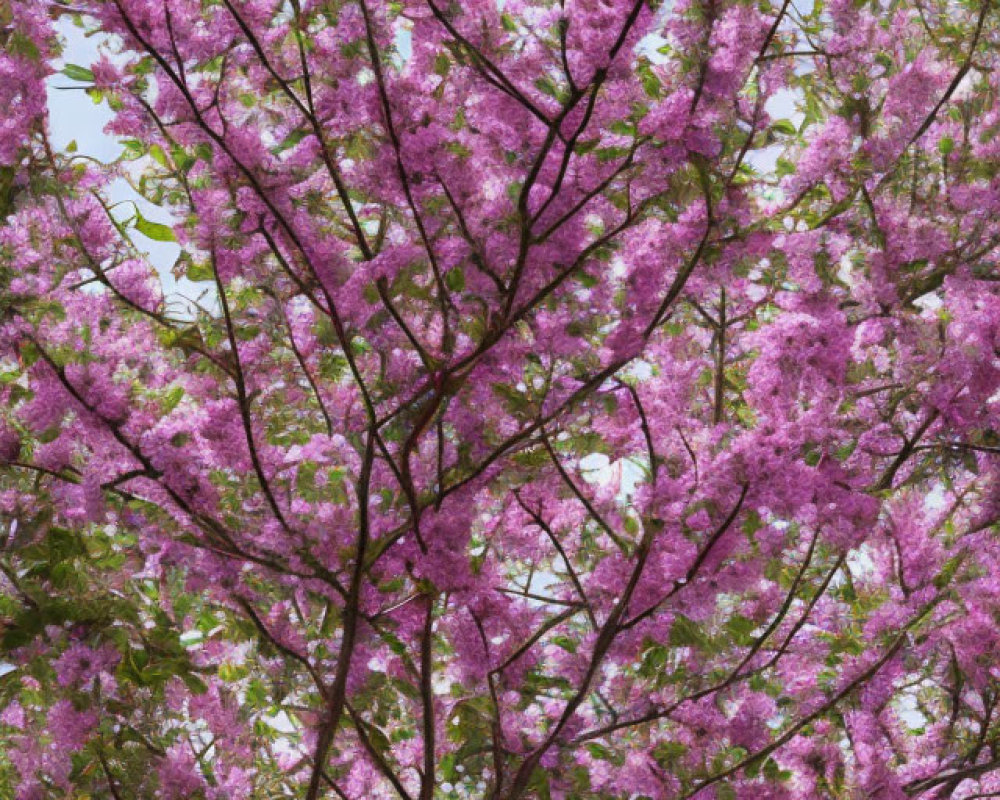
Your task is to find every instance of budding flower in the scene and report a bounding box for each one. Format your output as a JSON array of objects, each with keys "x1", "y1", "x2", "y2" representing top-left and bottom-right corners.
[{"x1": 0, "y1": 423, "x2": 21, "y2": 464}]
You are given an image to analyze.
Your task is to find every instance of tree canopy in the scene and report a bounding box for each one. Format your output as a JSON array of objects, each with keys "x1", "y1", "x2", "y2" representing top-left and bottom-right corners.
[{"x1": 3, "y1": 0, "x2": 1000, "y2": 797}]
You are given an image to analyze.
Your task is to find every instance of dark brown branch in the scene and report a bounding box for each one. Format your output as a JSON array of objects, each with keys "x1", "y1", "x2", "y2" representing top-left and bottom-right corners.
[
  {"x1": 619, "y1": 482, "x2": 749, "y2": 630},
  {"x1": 419, "y1": 596, "x2": 437, "y2": 800},
  {"x1": 540, "y1": 431, "x2": 630, "y2": 553},
  {"x1": 514, "y1": 490, "x2": 597, "y2": 630},
  {"x1": 304, "y1": 433, "x2": 376, "y2": 800},
  {"x1": 211, "y1": 248, "x2": 294, "y2": 533},
  {"x1": 678, "y1": 597, "x2": 944, "y2": 799},
  {"x1": 219, "y1": 0, "x2": 373, "y2": 259},
  {"x1": 346, "y1": 703, "x2": 417, "y2": 800}
]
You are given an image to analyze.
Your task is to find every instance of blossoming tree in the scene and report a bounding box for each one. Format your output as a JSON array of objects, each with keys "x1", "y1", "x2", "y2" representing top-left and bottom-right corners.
[{"x1": 2, "y1": 0, "x2": 1000, "y2": 796}]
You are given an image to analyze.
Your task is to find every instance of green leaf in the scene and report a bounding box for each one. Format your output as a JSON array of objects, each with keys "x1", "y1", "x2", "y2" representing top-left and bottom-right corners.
[
  {"x1": 609, "y1": 120, "x2": 637, "y2": 136},
  {"x1": 120, "y1": 139, "x2": 146, "y2": 160},
  {"x1": 725, "y1": 614, "x2": 756, "y2": 646},
  {"x1": 6, "y1": 31, "x2": 40, "y2": 60},
  {"x1": 444, "y1": 268, "x2": 465, "y2": 292},
  {"x1": 653, "y1": 740, "x2": 688, "y2": 766},
  {"x1": 595, "y1": 146, "x2": 631, "y2": 163},
  {"x1": 19, "y1": 341, "x2": 40, "y2": 367},
  {"x1": 716, "y1": 783, "x2": 737, "y2": 800},
  {"x1": 149, "y1": 143, "x2": 169, "y2": 167},
  {"x1": 585, "y1": 742, "x2": 616, "y2": 761},
  {"x1": 169, "y1": 144, "x2": 198, "y2": 173},
  {"x1": 185, "y1": 259, "x2": 214, "y2": 282},
  {"x1": 641, "y1": 70, "x2": 661, "y2": 98},
  {"x1": 527, "y1": 767, "x2": 552, "y2": 800},
  {"x1": 834, "y1": 440, "x2": 857, "y2": 461},
  {"x1": 162, "y1": 385, "x2": 185, "y2": 413},
  {"x1": 933, "y1": 553, "x2": 964, "y2": 589},
  {"x1": 444, "y1": 141, "x2": 472, "y2": 159},
  {"x1": 434, "y1": 52, "x2": 451, "y2": 77},
  {"x1": 158, "y1": 325, "x2": 205, "y2": 356},
  {"x1": 534, "y1": 76, "x2": 565, "y2": 102},
  {"x1": 181, "y1": 672, "x2": 209, "y2": 695},
  {"x1": 763, "y1": 757, "x2": 792, "y2": 781},
  {"x1": 669, "y1": 614, "x2": 708, "y2": 648},
  {"x1": 770, "y1": 118, "x2": 798, "y2": 136},
  {"x1": 440, "y1": 753, "x2": 458, "y2": 781},
  {"x1": 938, "y1": 136, "x2": 955, "y2": 156},
  {"x1": 270, "y1": 128, "x2": 307, "y2": 156},
  {"x1": 133, "y1": 212, "x2": 176, "y2": 242},
  {"x1": 62, "y1": 64, "x2": 94, "y2": 82},
  {"x1": 775, "y1": 157, "x2": 796, "y2": 177}
]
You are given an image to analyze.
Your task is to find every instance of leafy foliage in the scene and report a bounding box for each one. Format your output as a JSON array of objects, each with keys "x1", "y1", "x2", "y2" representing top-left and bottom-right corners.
[{"x1": 1, "y1": 0, "x2": 1000, "y2": 797}]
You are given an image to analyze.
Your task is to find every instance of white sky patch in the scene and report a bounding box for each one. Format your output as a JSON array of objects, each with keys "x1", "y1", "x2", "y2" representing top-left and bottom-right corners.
[
  {"x1": 924, "y1": 484, "x2": 948, "y2": 511},
  {"x1": 913, "y1": 292, "x2": 943, "y2": 313}
]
